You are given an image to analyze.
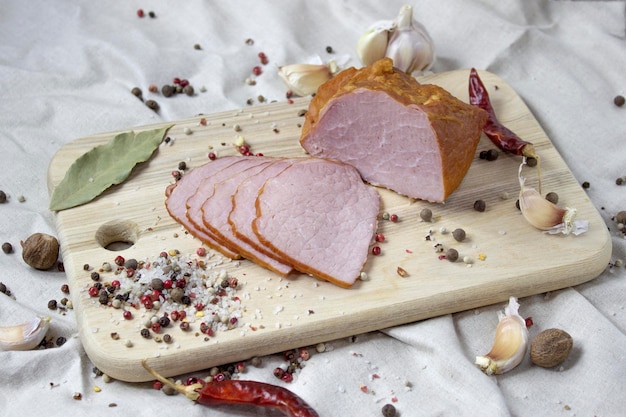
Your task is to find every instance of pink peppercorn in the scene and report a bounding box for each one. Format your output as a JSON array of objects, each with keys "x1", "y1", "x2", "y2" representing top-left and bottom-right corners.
[
  {"x1": 252, "y1": 66, "x2": 262, "y2": 76},
  {"x1": 170, "y1": 310, "x2": 180, "y2": 321},
  {"x1": 375, "y1": 233, "x2": 385, "y2": 242},
  {"x1": 299, "y1": 348, "x2": 310, "y2": 361},
  {"x1": 148, "y1": 84, "x2": 158, "y2": 93},
  {"x1": 208, "y1": 152, "x2": 217, "y2": 160},
  {"x1": 111, "y1": 280, "x2": 120, "y2": 289},
  {"x1": 151, "y1": 322, "x2": 161, "y2": 333},
  {"x1": 152, "y1": 380, "x2": 163, "y2": 390},
  {"x1": 390, "y1": 214, "x2": 398, "y2": 222},
  {"x1": 286, "y1": 90, "x2": 293, "y2": 99},
  {"x1": 88, "y1": 286, "x2": 99, "y2": 297},
  {"x1": 123, "y1": 310, "x2": 132, "y2": 320},
  {"x1": 179, "y1": 79, "x2": 189, "y2": 88},
  {"x1": 173, "y1": 77, "x2": 181, "y2": 85},
  {"x1": 196, "y1": 247, "x2": 207, "y2": 257},
  {"x1": 114, "y1": 255, "x2": 125, "y2": 266},
  {"x1": 137, "y1": 9, "x2": 145, "y2": 18},
  {"x1": 372, "y1": 246, "x2": 381, "y2": 256},
  {"x1": 229, "y1": 317, "x2": 238, "y2": 325},
  {"x1": 281, "y1": 372, "x2": 293, "y2": 383},
  {"x1": 525, "y1": 317, "x2": 534, "y2": 328},
  {"x1": 163, "y1": 279, "x2": 173, "y2": 289}
]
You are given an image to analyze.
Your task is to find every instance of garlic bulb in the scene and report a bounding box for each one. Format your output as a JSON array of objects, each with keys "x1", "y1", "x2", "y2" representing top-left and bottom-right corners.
[
  {"x1": 277, "y1": 61, "x2": 338, "y2": 97},
  {"x1": 356, "y1": 5, "x2": 435, "y2": 74},
  {"x1": 518, "y1": 160, "x2": 588, "y2": 235},
  {"x1": 385, "y1": 5, "x2": 435, "y2": 73},
  {"x1": 356, "y1": 20, "x2": 394, "y2": 66},
  {"x1": 0, "y1": 316, "x2": 51, "y2": 351},
  {"x1": 475, "y1": 297, "x2": 528, "y2": 375}
]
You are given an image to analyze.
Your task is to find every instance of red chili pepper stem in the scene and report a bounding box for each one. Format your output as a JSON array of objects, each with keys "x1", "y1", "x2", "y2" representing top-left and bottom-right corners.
[{"x1": 142, "y1": 359, "x2": 202, "y2": 401}]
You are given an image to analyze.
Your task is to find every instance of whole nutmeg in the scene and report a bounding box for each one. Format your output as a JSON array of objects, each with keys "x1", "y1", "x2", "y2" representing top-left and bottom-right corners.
[
  {"x1": 530, "y1": 328, "x2": 573, "y2": 368},
  {"x1": 21, "y1": 233, "x2": 60, "y2": 270}
]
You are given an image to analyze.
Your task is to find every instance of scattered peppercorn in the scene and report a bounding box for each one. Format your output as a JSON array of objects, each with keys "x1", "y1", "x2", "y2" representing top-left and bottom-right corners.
[
  {"x1": 56, "y1": 336, "x2": 67, "y2": 347},
  {"x1": 2, "y1": 242, "x2": 12, "y2": 254},
  {"x1": 183, "y1": 85, "x2": 194, "y2": 96},
  {"x1": 145, "y1": 100, "x2": 159, "y2": 111},
  {"x1": 420, "y1": 208, "x2": 433, "y2": 222},
  {"x1": 545, "y1": 192, "x2": 559, "y2": 204},
  {"x1": 526, "y1": 157, "x2": 538, "y2": 167},
  {"x1": 381, "y1": 403, "x2": 397, "y2": 417},
  {"x1": 446, "y1": 248, "x2": 459, "y2": 262},
  {"x1": 48, "y1": 299, "x2": 58, "y2": 310},
  {"x1": 473, "y1": 199, "x2": 486, "y2": 212},
  {"x1": 485, "y1": 148, "x2": 499, "y2": 161},
  {"x1": 177, "y1": 161, "x2": 187, "y2": 171},
  {"x1": 452, "y1": 228, "x2": 466, "y2": 242},
  {"x1": 140, "y1": 328, "x2": 151, "y2": 339},
  {"x1": 194, "y1": 43, "x2": 202, "y2": 50},
  {"x1": 148, "y1": 11, "x2": 156, "y2": 18},
  {"x1": 0, "y1": 190, "x2": 6, "y2": 203},
  {"x1": 91, "y1": 271, "x2": 100, "y2": 281},
  {"x1": 326, "y1": 46, "x2": 334, "y2": 53},
  {"x1": 614, "y1": 95, "x2": 625, "y2": 107},
  {"x1": 131, "y1": 87, "x2": 142, "y2": 99},
  {"x1": 581, "y1": 181, "x2": 590, "y2": 189},
  {"x1": 162, "y1": 84, "x2": 175, "y2": 97},
  {"x1": 616, "y1": 177, "x2": 624, "y2": 186}
]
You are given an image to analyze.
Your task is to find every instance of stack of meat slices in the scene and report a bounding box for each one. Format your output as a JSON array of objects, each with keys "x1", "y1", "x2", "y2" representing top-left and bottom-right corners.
[{"x1": 165, "y1": 155, "x2": 380, "y2": 288}]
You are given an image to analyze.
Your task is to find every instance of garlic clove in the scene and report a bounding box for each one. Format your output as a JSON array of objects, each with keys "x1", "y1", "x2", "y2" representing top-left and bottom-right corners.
[
  {"x1": 475, "y1": 297, "x2": 528, "y2": 375},
  {"x1": 385, "y1": 5, "x2": 435, "y2": 74},
  {"x1": 277, "y1": 63, "x2": 334, "y2": 97},
  {"x1": 518, "y1": 160, "x2": 587, "y2": 235},
  {"x1": 356, "y1": 20, "x2": 393, "y2": 66},
  {"x1": 0, "y1": 316, "x2": 51, "y2": 351}
]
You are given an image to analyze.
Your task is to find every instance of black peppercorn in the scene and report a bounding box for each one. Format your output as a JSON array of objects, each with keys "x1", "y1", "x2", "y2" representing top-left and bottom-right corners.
[
  {"x1": 145, "y1": 99, "x2": 159, "y2": 111},
  {"x1": 2, "y1": 242, "x2": 12, "y2": 254},
  {"x1": 56, "y1": 336, "x2": 67, "y2": 347},
  {"x1": 90, "y1": 271, "x2": 100, "y2": 281},
  {"x1": 0, "y1": 282, "x2": 7, "y2": 294},
  {"x1": 124, "y1": 258, "x2": 138, "y2": 270},
  {"x1": 326, "y1": 46, "x2": 333, "y2": 53},
  {"x1": 177, "y1": 161, "x2": 187, "y2": 171},
  {"x1": 420, "y1": 208, "x2": 433, "y2": 222},
  {"x1": 183, "y1": 85, "x2": 194, "y2": 96},
  {"x1": 131, "y1": 87, "x2": 142, "y2": 98},
  {"x1": 0, "y1": 190, "x2": 6, "y2": 203},
  {"x1": 545, "y1": 192, "x2": 559, "y2": 204},
  {"x1": 485, "y1": 148, "x2": 499, "y2": 161},
  {"x1": 48, "y1": 299, "x2": 58, "y2": 310},
  {"x1": 526, "y1": 157, "x2": 538, "y2": 167},
  {"x1": 140, "y1": 328, "x2": 151, "y2": 338},
  {"x1": 158, "y1": 316, "x2": 171, "y2": 327},
  {"x1": 98, "y1": 290, "x2": 109, "y2": 305},
  {"x1": 381, "y1": 403, "x2": 397, "y2": 417},
  {"x1": 61, "y1": 283, "x2": 70, "y2": 294},
  {"x1": 473, "y1": 199, "x2": 486, "y2": 212},
  {"x1": 181, "y1": 295, "x2": 191, "y2": 305},
  {"x1": 446, "y1": 248, "x2": 459, "y2": 262},
  {"x1": 452, "y1": 228, "x2": 466, "y2": 242},
  {"x1": 614, "y1": 95, "x2": 625, "y2": 107},
  {"x1": 162, "y1": 84, "x2": 175, "y2": 97},
  {"x1": 582, "y1": 181, "x2": 590, "y2": 189}
]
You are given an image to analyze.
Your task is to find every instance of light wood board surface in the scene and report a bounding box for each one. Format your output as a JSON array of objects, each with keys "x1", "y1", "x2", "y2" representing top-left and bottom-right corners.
[{"x1": 47, "y1": 69, "x2": 611, "y2": 382}]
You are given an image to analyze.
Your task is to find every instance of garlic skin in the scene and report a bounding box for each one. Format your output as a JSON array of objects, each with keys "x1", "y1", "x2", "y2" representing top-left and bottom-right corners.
[
  {"x1": 385, "y1": 5, "x2": 435, "y2": 73},
  {"x1": 475, "y1": 297, "x2": 528, "y2": 375},
  {"x1": 277, "y1": 62, "x2": 336, "y2": 97},
  {"x1": 0, "y1": 316, "x2": 51, "y2": 351},
  {"x1": 518, "y1": 160, "x2": 588, "y2": 235},
  {"x1": 356, "y1": 20, "x2": 394, "y2": 66}
]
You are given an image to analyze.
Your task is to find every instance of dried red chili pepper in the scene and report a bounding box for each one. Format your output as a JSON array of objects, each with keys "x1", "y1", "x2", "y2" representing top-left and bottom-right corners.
[
  {"x1": 142, "y1": 359, "x2": 319, "y2": 417},
  {"x1": 468, "y1": 68, "x2": 538, "y2": 159}
]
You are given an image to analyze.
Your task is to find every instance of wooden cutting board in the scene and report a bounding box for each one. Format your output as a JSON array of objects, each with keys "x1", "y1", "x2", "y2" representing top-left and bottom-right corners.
[{"x1": 47, "y1": 69, "x2": 611, "y2": 382}]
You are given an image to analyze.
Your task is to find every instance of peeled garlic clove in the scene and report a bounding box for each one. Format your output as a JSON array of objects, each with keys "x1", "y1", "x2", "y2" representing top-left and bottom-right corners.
[
  {"x1": 0, "y1": 316, "x2": 51, "y2": 351},
  {"x1": 385, "y1": 5, "x2": 435, "y2": 73},
  {"x1": 356, "y1": 20, "x2": 393, "y2": 66},
  {"x1": 475, "y1": 297, "x2": 528, "y2": 375},
  {"x1": 518, "y1": 160, "x2": 587, "y2": 235},
  {"x1": 278, "y1": 63, "x2": 333, "y2": 97}
]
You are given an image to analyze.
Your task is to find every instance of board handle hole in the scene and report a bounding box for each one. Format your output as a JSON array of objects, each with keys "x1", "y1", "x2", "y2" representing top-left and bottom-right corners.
[{"x1": 96, "y1": 220, "x2": 139, "y2": 251}]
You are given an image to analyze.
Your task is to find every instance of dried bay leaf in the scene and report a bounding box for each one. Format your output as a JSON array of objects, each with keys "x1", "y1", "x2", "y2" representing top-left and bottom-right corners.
[{"x1": 49, "y1": 124, "x2": 173, "y2": 211}]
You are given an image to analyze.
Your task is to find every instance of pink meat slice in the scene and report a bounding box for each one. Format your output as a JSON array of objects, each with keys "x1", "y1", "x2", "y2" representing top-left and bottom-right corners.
[
  {"x1": 165, "y1": 157, "x2": 241, "y2": 259},
  {"x1": 200, "y1": 159, "x2": 294, "y2": 276},
  {"x1": 228, "y1": 158, "x2": 299, "y2": 262},
  {"x1": 253, "y1": 158, "x2": 380, "y2": 288},
  {"x1": 185, "y1": 157, "x2": 267, "y2": 257}
]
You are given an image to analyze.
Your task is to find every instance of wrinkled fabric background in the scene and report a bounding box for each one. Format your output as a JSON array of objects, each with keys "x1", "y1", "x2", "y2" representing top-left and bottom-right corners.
[{"x1": 1, "y1": 1, "x2": 625, "y2": 416}]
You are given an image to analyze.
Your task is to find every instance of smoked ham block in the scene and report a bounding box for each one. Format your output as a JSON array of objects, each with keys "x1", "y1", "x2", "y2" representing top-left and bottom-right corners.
[
  {"x1": 300, "y1": 58, "x2": 489, "y2": 203},
  {"x1": 165, "y1": 155, "x2": 380, "y2": 288}
]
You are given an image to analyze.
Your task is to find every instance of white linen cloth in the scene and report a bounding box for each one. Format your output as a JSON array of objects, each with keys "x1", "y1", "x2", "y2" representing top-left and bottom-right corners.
[{"x1": 1, "y1": 1, "x2": 625, "y2": 416}]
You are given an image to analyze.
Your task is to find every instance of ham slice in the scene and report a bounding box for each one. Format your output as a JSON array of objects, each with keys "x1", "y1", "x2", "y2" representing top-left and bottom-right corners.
[
  {"x1": 253, "y1": 158, "x2": 380, "y2": 288},
  {"x1": 228, "y1": 158, "x2": 298, "y2": 262},
  {"x1": 165, "y1": 157, "x2": 241, "y2": 258},
  {"x1": 300, "y1": 58, "x2": 488, "y2": 203},
  {"x1": 199, "y1": 159, "x2": 294, "y2": 276}
]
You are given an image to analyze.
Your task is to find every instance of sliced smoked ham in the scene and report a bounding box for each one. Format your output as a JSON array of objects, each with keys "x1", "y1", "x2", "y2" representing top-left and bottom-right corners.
[
  {"x1": 300, "y1": 58, "x2": 489, "y2": 203},
  {"x1": 165, "y1": 157, "x2": 241, "y2": 259},
  {"x1": 253, "y1": 158, "x2": 380, "y2": 288}
]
